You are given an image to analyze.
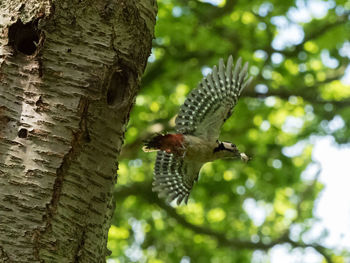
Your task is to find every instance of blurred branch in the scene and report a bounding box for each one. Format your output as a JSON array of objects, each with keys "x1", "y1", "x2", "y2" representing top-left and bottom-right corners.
[
  {"x1": 273, "y1": 168, "x2": 334, "y2": 262},
  {"x1": 177, "y1": 0, "x2": 238, "y2": 24},
  {"x1": 142, "y1": 47, "x2": 217, "y2": 88},
  {"x1": 145, "y1": 5, "x2": 349, "y2": 92},
  {"x1": 244, "y1": 88, "x2": 350, "y2": 108},
  {"x1": 145, "y1": 51, "x2": 349, "y2": 112},
  {"x1": 201, "y1": 0, "x2": 238, "y2": 22},
  {"x1": 273, "y1": 11, "x2": 350, "y2": 57},
  {"x1": 243, "y1": 12, "x2": 350, "y2": 105},
  {"x1": 244, "y1": 62, "x2": 350, "y2": 108},
  {"x1": 294, "y1": 166, "x2": 321, "y2": 222},
  {"x1": 114, "y1": 182, "x2": 334, "y2": 262}
]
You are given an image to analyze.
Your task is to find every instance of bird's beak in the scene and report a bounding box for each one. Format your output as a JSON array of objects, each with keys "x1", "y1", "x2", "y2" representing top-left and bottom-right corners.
[{"x1": 240, "y1": 153, "x2": 250, "y2": 162}]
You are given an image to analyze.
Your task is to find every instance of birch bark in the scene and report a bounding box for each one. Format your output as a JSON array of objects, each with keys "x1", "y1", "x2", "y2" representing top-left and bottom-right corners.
[{"x1": 0, "y1": 0, "x2": 157, "y2": 262}]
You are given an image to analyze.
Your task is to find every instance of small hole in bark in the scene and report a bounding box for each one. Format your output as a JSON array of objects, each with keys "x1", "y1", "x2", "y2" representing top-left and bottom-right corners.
[
  {"x1": 18, "y1": 128, "x2": 28, "y2": 138},
  {"x1": 35, "y1": 96, "x2": 49, "y2": 112},
  {"x1": 36, "y1": 96, "x2": 43, "y2": 106},
  {"x1": 107, "y1": 71, "x2": 128, "y2": 106},
  {"x1": 8, "y1": 20, "x2": 40, "y2": 55},
  {"x1": 67, "y1": 48, "x2": 72, "y2": 53}
]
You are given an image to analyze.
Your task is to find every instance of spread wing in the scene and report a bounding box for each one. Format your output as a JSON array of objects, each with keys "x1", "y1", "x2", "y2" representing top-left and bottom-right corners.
[
  {"x1": 152, "y1": 151, "x2": 202, "y2": 205},
  {"x1": 175, "y1": 56, "x2": 252, "y2": 141}
]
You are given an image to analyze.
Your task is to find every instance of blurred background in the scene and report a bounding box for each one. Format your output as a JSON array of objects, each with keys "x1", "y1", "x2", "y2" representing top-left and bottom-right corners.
[{"x1": 108, "y1": 0, "x2": 350, "y2": 262}]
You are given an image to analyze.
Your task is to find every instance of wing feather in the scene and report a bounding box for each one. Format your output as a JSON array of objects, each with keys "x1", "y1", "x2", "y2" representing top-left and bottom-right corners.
[
  {"x1": 152, "y1": 151, "x2": 202, "y2": 205},
  {"x1": 175, "y1": 56, "x2": 251, "y2": 141}
]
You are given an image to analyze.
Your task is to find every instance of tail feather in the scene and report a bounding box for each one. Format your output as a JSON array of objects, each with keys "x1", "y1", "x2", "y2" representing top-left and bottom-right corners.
[
  {"x1": 143, "y1": 134, "x2": 164, "y2": 152},
  {"x1": 143, "y1": 134, "x2": 184, "y2": 155},
  {"x1": 142, "y1": 146, "x2": 159, "y2": 152}
]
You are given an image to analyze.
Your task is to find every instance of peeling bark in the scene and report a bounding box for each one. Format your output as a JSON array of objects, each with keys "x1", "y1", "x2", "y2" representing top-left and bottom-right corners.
[{"x1": 0, "y1": 0, "x2": 157, "y2": 262}]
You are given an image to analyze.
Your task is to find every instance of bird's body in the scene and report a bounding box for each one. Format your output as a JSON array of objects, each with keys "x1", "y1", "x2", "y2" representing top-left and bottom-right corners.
[
  {"x1": 145, "y1": 133, "x2": 245, "y2": 162},
  {"x1": 183, "y1": 134, "x2": 218, "y2": 162},
  {"x1": 144, "y1": 56, "x2": 252, "y2": 205}
]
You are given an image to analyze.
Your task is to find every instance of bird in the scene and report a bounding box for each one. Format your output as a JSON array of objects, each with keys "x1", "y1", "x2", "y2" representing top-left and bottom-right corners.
[{"x1": 143, "y1": 56, "x2": 253, "y2": 205}]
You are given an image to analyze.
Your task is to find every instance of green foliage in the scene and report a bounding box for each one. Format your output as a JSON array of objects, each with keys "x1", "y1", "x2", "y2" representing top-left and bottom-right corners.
[{"x1": 109, "y1": 1, "x2": 350, "y2": 262}]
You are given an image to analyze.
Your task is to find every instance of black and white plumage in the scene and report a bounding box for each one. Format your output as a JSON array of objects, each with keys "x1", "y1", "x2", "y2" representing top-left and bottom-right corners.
[
  {"x1": 175, "y1": 56, "x2": 251, "y2": 141},
  {"x1": 152, "y1": 151, "x2": 201, "y2": 204},
  {"x1": 145, "y1": 56, "x2": 252, "y2": 205}
]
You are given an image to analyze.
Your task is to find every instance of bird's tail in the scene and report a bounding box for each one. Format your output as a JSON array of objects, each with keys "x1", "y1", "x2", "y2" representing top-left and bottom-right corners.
[
  {"x1": 142, "y1": 134, "x2": 164, "y2": 152},
  {"x1": 143, "y1": 134, "x2": 184, "y2": 154}
]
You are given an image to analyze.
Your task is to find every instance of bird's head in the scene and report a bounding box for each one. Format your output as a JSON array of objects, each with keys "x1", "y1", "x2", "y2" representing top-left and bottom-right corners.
[{"x1": 213, "y1": 141, "x2": 249, "y2": 162}]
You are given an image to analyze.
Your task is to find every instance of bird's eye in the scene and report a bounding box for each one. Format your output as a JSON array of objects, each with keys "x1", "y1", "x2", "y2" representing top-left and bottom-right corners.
[{"x1": 231, "y1": 143, "x2": 236, "y2": 148}]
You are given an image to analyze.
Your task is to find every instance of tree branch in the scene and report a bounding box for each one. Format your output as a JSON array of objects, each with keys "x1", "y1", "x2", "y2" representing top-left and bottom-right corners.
[
  {"x1": 276, "y1": 11, "x2": 350, "y2": 57},
  {"x1": 244, "y1": 88, "x2": 350, "y2": 108},
  {"x1": 114, "y1": 182, "x2": 335, "y2": 262},
  {"x1": 177, "y1": 0, "x2": 238, "y2": 24},
  {"x1": 244, "y1": 61, "x2": 350, "y2": 108}
]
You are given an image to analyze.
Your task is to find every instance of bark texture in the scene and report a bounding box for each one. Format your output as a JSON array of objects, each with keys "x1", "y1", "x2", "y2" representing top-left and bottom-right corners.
[{"x1": 0, "y1": 0, "x2": 157, "y2": 262}]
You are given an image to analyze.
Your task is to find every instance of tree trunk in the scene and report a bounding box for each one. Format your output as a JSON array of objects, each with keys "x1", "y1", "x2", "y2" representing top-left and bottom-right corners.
[{"x1": 0, "y1": 0, "x2": 157, "y2": 262}]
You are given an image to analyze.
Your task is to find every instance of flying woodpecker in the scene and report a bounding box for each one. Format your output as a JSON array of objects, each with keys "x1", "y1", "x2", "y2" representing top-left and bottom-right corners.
[{"x1": 143, "y1": 56, "x2": 253, "y2": 205}]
